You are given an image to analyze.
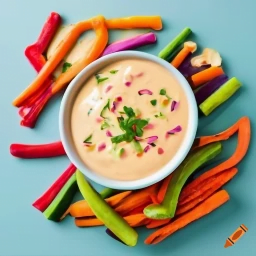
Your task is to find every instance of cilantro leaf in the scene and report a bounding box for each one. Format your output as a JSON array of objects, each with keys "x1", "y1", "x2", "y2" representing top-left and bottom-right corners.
[
  {"x1": 123, "y1": 106, "x2": 135, "y2": 118},
  {"x1": 62, "y1": 62, "x2": 72, "y2": 73},
  {"x1": 111, "y1": 134, "x2": 127, "y2": 144},
  {"x1": 110, "y1": 70, "x2": 118, "y2": 74},
  {"x1": 150, "y1": 99, "x2": 157, "y2": 106},
  {"x1": 160, "y1": 88, "x2": 171, "y2": 100},
  {"x1": 83, "y1": 134, "x2": 92, "y2": 143},
  {"x1": 100, "y1": 99, "x2": 110, "y2": 118},
  {"x1": 131, "y1": 140, "x2": 143, "y2": 153},
  {"x1": 95, "y1": 74, "x2": 109, "y2": 84}
]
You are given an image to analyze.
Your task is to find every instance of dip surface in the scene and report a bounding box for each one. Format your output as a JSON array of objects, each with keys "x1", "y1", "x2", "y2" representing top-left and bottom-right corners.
[{"x1": 71, "y1": 58, "x2": 188, "y2": 181}]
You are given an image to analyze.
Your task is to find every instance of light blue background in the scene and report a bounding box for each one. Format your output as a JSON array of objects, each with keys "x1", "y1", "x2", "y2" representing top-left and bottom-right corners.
[{"x1": 0, "y1": 0, "x2": 255, "y2": 255}]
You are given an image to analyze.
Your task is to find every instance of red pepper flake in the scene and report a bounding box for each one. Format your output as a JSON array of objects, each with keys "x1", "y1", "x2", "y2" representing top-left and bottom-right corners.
[
  {"x1": 158, "y1": 147, "x2": 164, "y2": 155},
  {"x1": 116, "y1": 96, "x2": 122, "y2": 102}
]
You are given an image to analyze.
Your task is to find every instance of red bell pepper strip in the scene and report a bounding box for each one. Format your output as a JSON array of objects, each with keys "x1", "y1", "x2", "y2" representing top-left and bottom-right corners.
[
  {"x1": 32, "y1": 163, "x2": 76, "y2": 212},
  {"x1": 10, "y1": 141, "x2": 65, "y2": 158},
  {"x1": 25, "y1": 12, "x2": 61, "y2": 72}
]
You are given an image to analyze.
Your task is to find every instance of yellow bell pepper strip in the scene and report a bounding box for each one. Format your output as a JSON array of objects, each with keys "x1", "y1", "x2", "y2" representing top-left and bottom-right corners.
[
  {"x1": 12, "y1": 15, "x2": 106, "y2": 107},
  {"x1": 76, "y1": 170, "x2": 138, "y2": 246},
  {"x1": 106, "y1": 16, "x2": 162, "y2": 30}
]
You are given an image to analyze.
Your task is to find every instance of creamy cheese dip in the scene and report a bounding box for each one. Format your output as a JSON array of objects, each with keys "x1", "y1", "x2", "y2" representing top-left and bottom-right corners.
[{"x1": 71, "y1": 59, "x2": 188, "y2": 181}]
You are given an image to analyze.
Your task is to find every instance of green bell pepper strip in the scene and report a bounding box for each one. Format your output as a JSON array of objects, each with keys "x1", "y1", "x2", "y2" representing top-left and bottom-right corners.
[
  {"x1": 199, "y1": 77, "x2": 242, "y2": 116},
  {"x1": 158, "y1": 27, "x2": 192, "y2": 60},
  {"x1": 76, "y1": 170, "x2": 138, "y2": 246},
  {"x1": 43, "y1": 173, "x2": 77, "y2": 221},
  {"x1": 144, "y1": 142, "x2": 222, "y2": 219}
]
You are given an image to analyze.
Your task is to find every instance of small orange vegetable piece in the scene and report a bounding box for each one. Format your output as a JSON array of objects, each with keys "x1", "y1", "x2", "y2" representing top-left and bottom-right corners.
[
  {"x1": 68, "y1": 191, "x2": 131, "y2": 218},
  {"x1": 146, "y1": 219, "x2": 171, "y2": 229},
  {"x1": 106, "y1": 16, "x2": 162, "y2": 30},
  {"x1": 157, "y1": 174, "x2": 173, "y2": 203},
  {"x1": 145, "y1": 190, "x2": 230, "y2": 245},
  {"x1": 171, "y1": 41, "x2": 197, "y2": 68},
  {"x1": 75, "y1": 213, "x2": 148, "y2": 227},
  {"x1": 191, "y1": 66, "x2": 224, "y2": 87}
]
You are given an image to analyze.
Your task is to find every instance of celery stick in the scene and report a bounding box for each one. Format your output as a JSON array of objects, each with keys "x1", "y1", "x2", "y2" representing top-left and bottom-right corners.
[
  {"x1": 199, "y1": 77, "x2": 242, "y2": 116},
  {"x1": 158, "y1": 27, "x2": 192, "y2": 60},
  {"x1": 76, "y1": 170, "x2": 138, "y2": 246}
]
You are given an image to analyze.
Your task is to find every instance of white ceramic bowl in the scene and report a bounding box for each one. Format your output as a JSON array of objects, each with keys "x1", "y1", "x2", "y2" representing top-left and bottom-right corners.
[{"x1": 59, "y1": 51, "x2": 198, "y2": 190}]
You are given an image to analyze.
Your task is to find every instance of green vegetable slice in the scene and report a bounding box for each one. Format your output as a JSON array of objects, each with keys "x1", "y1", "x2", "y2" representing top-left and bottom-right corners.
[
  {"x1": 43, "y1": 173, "x2": 77, "y2": 221},
  {"x1": 76, "y1": 170, "x2": 138, "y2": 246}
]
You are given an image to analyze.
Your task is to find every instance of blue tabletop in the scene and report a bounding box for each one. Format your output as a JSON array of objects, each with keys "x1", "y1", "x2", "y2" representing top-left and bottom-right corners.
[{"x1": 0, "y1": 0, "x2": 255, "y2": 255}]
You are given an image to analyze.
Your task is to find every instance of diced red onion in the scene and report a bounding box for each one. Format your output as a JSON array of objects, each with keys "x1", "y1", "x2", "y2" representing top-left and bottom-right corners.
[
  {"x1": 144, "y1": 145, "x2": 151, "y2": 153},
  {"x1": 98, "y1": 143, "x2": 106, "y2": 152},
  {"x1": 106, "y1": 130, "x2": 113, "y2": 137},
  {"x1": 171, "y1": 101, "x2": 179, "y2": 112},
  {"x1": 158, "y1": 148, "x2": 164, "y2": 155},
  {"x1": 125, "y1": 81, "x2": 131, "y2": 87},
  {"x1": 134, "y1": 136, "x2": 143, "y2": 141},
  {"x1": 146, "y1": 136, "x2": 158, "y2": 144},
  {"x1": 116, "y1": 96, "x2": 122, "y2": 102},
  {"x1": 105, "y1": 85, "x2": 113, "y2": 93},
  {"x1": 138, "y1": 89, "x2": 153, "y2": 95},
  {"x1": 144, "y1": 123, "x2": 154, "y2": 130},
  {"x1": 167, "y1": 125, "x2": 182, "y2": 134},
  {"x1": 96, "y1": 117, "x2": 104, "y2": 123},
  {"x1": 111, "y1": 101, "x2": 118, "y2": 113}
]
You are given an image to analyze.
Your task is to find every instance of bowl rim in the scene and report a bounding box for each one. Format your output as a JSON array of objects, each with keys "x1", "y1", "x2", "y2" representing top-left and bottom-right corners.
[{"x1": 59, "y1": 51, "x2": 198, "y2": 190}]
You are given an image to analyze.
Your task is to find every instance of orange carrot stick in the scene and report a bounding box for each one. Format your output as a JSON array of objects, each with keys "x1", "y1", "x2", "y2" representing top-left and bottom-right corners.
[
  {"x1": 12, "y1": 16, "x2": 103, "y2": 107},
  {"x1": 106, "y1": 16, "x2": 162, "y2": 30},
  {"x1": 146, "y1": 219, "x2": 171, "y2": 229},
  {"x1": 69, "y1": 191, "x2": 131, "y2": 218},
  {"x1": 127, "y1": 203, "x2": 151, "y2": 216},
  {"x1": 171, "y1": 42, "x2": 197, "y2": 68},
  {"x1": 177, "y1": 168, "x2": 237, "y2": 214},
  {"x1": 191, "y1": 66, "x2": 224, "y2": 87},
  {"x1": 145, "y1": 190, "x2": 230, "y2": 245},
  {"x1": 115, "y1": 183, "x2": 160, "y2": 215},
  {"x1": 150, "y1": 195, "x2": 160, "y2": 204},
  {"x1": 157, "y1": 174, "x2": 173, "y2": 203},
  {"x1": 182, "y1": 117, "x2": 250, "y2": 199},
  {"x1": 75, "y1": 214, "x2": 148, "y2": 227}
]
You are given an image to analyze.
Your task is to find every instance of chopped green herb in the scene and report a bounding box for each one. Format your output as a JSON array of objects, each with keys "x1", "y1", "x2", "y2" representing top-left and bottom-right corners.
[
  {"x1": 118, "y1": 111, "x2": 126, "y2": 115},
  {"x1": 62, "y1": 62, "x2": 72, "y2": 73},
  {"x1": 95, "y1": 74, "x2": 109, "y2": 84},
  {"x1": 117, "y1": 148, "x2": 125, "y2": 157},
  {"x1": 150, "y1": 99, "x2": 157, "y2": 106},
  {"x1": 159, "y1": 88, "x2": 171, "y2": 100},
  {"x1": 131, "y1": 140, "x2": 143, "y2": 153},
  {"x1": 83, "y1": 134, "x2": 93, "y2": 143},
  {"x1": 155, "y1": 112, "x2": 164, "y2": 118},
  {"x1": 88, "y1": 108, "x2": 93, "y2": 116},
  {"x1": 110, "y1": 70, "x2": 119, "y2": 74},
  {"x1": 111, "y1": 106, "x2": 149, "y2": 144},
  {"x1": 101, "y1": 121, "x2": 110, "y2": 130},
  {"x1": 100, "y1": 99, "x2": 110, "y2": 118}
]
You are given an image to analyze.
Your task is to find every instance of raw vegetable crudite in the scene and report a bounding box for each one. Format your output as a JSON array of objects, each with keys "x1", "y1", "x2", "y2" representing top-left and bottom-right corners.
[
  {"x1": 144, "y1": 142, "x2": 222, "y2": 219},
  {"x1": 76, "y1": 170, "x2": 138, "y2": 246},
  {"x1": 43, "y1": 173, "x2": 78, "y2": 221},
  {"x1": 10, "y1": 141, "x2": 65, "y2": 158},
  {"x1": 199, "y1": 77, "x2": 242, "y2": 116}
]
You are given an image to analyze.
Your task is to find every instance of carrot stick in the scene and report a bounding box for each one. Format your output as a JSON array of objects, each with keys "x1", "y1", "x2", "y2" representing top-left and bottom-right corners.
[
  {"x1": 75, "y1": 214, "x2": 148, "y2": 227},
  {"x1": 127, "y1": 203, "x2": 150, "y2": 216},
  {"x1": 157, "y1": 174, "x2": 173, "y2": 203},
  {"x1": 106, "y1": 16, "x2": 162, "y2": 30},
  {"x1": 145, "y1": 190, "x2": 230, "y2": 245},
  {"x1": 12, "y1": 17, "x2": 98, "y2": 107},
  {"x1": 115, "y1": 183, "x2": 159, "y2": 216},
  {"x1": 191, "y1": 66, "x2": 224, "y2": 87},
  {"x1": 69, "y1": 191, "x2": 131, "y2": 218},
  {"x1": 183, "y1": 117, "x2": 250, "y2": 199},
  {"x1": 150, "y1": 195, "x2": 160, "y2": 204},
  {"x1": 177, "y1": 168, "x2": 237, "y2": 214},
  {"x1": 146, "y1": 219, "x2": 171, "y2": 229},
  {"x1": 171, "y1": 42, "x2": 197, "y2": 68}
]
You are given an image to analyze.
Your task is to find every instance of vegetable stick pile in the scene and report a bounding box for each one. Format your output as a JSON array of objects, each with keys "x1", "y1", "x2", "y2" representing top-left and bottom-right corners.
[{"x1": 10, "y1": 12, "x2": 251, "y2": 246}]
